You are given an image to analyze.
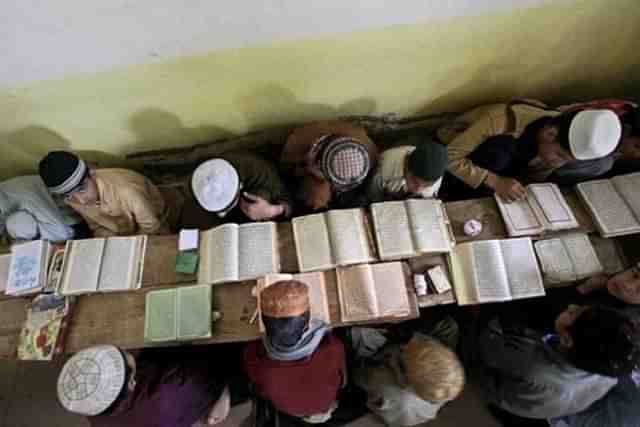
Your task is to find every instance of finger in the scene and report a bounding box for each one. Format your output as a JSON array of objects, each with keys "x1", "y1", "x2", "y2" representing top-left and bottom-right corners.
[
  {"x1": 577, "y1": 275, "x2": 608, "y2": 294},
  {"x1": 242, "y1": 192, "x2": 260, "y2": 202}
]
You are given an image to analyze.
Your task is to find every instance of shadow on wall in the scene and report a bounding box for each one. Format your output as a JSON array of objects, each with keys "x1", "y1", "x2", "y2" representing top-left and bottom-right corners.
[
  {"x1": 234, "y1": 83, "x2": 378, "y2": 132},
  {"x1": 126, "y1": 108, "x2": 233, "y2": 154}
]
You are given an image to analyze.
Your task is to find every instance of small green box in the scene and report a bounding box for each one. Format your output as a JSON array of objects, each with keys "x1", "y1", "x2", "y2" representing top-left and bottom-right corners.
[{"x1": 175, "y1": 251, "x2": 199, "y2": 274}]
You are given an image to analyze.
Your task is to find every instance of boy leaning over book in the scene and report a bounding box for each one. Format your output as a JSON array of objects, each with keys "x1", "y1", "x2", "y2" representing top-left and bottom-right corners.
[
  {"x1": 244, "y1": 280, "x2": 347, "y2": 424},
  {"x1": 39, "y1": 151, "x2": 181, "y2": 237},
  {"x1": 350, "y1": 316, "x2": 465, "y2": 426}
]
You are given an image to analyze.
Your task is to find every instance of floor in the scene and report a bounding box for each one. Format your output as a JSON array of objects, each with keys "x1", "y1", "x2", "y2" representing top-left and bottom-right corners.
[{"x1": 0, "y1": 360, "x2": 501, "y2": 427}]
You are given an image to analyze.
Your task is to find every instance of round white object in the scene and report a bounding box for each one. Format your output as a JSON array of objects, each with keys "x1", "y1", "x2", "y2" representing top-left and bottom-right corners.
[
  {"x1": 191, "y1": 159, "x2": 240, "y2": 213},
  {"x1": 57, "y1": 345, "x2": 127, "y2": 416},
  {"x1": 464, "y1": 219, "x2": 483, "y2": 237},
  {"x1": 568, "y1": 110, "x2": 621, "y2": 160}
]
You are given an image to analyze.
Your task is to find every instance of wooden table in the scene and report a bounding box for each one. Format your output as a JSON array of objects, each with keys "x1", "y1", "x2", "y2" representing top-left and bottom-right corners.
[{"x1": 0, "y1": 191, "x2": 620, "y2": 358}]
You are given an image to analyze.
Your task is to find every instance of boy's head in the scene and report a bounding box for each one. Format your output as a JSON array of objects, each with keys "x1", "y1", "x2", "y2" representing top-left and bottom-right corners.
[
  {"x1": 537, "y1": 110, "x2": 621, "y2": 169},
  {"x1": 260, "y1": 280, "x2": 310, "y2": 347},
  {"x1": 401, "y1": 335, "x2": 465, "y2": 402},
  {"x1": 39, "y1": 151, "x2": 99, "y2": 205},
  {"x1": 405, "y1": 142, "x2": 448, "y2": 197},
  {"x1": 556, "y1": 305, "x2": 640, "y2": 377}
]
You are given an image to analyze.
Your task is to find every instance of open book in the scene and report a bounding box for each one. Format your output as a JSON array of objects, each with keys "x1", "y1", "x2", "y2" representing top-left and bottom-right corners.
[
  {"x1": 450, "y1": 237, "x2": 545, "y2": 305},
  {"x1": 371, "y1": 199, "x2": 454, "y2": 260},
  {"x1": 534, "y1": 233, "x2": 603, "y2": 285},
  {"x1": 58, "y1": 236, "x2": 147, "y2": 295},
  {"x1": 293, "y1": 209, "x2": 376, "y2": 272},
  {"x1": 336, "y1": 262, "x2": 412, "y2": 322},
  {"x1": 257, "y1": 272, "x2": 331, "y2": 330},
  {"x1": 576, "y1": 172, "x2": 640, "y2": 237},
  {"x1": 6, "y1": 240, "x2": 53, "y2": 296},
  {"x1": 198, "y1": 222, "x2": 280, "y2": 284},
  {"x1": 495, "y1": 183, "x2": 579, "y2": 237},
  {"x1": 144, "y1": 284, "x2": 212, "y2": 342}
]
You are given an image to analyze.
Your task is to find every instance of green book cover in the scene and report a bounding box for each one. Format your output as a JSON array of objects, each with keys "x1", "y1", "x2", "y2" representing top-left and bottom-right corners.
[
  {"x1": 175, "y1": 251, "x2": 199, "y2": 274},
  {"x1": 144, "y1": 289, "x2": 177, "y2": 342}
]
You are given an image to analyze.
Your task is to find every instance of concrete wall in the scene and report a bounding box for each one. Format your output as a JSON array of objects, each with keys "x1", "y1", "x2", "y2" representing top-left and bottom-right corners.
[{"x1": 1, "y1": 0, "x2": 639, "y2": 179}]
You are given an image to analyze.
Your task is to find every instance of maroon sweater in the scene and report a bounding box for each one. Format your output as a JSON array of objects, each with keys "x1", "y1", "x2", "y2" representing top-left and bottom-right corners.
[{"x1": 244, "y1": 333, "x2": 346, "y2": 417}]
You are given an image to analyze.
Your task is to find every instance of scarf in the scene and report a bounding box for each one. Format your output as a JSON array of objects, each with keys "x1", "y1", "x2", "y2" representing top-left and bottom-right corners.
[{"x1": 263, "y1": 320, "x2": 330, "y2": 362}]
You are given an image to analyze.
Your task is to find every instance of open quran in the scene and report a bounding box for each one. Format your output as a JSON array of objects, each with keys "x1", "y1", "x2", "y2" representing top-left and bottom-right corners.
[
  {"x1": 292, "y1": 209, "x2": 376, "y2": 272},
  {"x1": 144, "y1": 284, "x2": 212, "y2": 342},
  {"x1": 495, "y1": 183, "x2": 579, "y2": 237},
  {"x1": 534, "y1": 233, "x2": 603, "y2": 285},
  {"x1": 450, "y1": 237, "x2": 545, "y2": 305},
  {"x1": 58, "y1": 236, "x2": 147, "y2": 295},
  {"x1": 370, "y1": 199, "x2": 454, "y2": 260},
  {"x1": 6, "y1": 240, "x2": 54, "y2": 296},
  {"x1": 257, "y1": 272, "x2": 331, "y2": 330},
  {"x1": 576, "y1": 172, "x2": 640, "y2": 237},
  {"x1": 336, "y1": 262, "x2": 412, "y2": 322},
  {"x1": 198, "y1": 222, "x2": 280, "y2": 284}
]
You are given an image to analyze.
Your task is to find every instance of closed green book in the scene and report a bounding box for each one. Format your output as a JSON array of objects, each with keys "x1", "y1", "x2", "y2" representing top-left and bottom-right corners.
[
  {"x1": 175, "y1": 251, "x2": 199, "y2": 274},
  {"x1": 144, "y1": 284, "x2": 212, "y2": 343}
]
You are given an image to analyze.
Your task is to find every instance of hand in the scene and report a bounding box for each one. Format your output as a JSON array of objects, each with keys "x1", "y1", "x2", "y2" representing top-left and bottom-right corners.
[
  {"x1": 485, "y1": 173, "x2": 527, "y2": 202},
  {"x1": 577, "y1": 274, "x2": 609, "y2": 295},
  {"x1": 239, "y1": 192, "x2": 283, "y2": 221}
]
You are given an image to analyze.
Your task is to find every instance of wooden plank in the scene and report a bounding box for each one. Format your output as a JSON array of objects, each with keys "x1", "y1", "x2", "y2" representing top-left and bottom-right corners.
[{"x1": 0, "y1": 298, "x2": 29, "y2": 358}]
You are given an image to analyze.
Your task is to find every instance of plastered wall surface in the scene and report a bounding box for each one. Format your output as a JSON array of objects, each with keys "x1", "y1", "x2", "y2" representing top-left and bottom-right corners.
[{"x1": 1, "y1": 0, "x2": 639, "y2": 179}]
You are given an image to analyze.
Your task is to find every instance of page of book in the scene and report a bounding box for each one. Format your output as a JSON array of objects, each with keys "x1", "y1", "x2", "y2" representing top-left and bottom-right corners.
[
  {"x1": 370, "y1": 262, "x2": 410, "y2": 317},
  {"x1": 406, "y1": 199, "x2": 452, "y2": 253},
  {"x1": 494, "y1": 195, "x2": 544, "y2": 237},
  {"x1": 371, "y1": 201, "x2": 415, "y2": 260},
  {"x1": 144, "y1": 289, "x2": 177, "y2": 342},
  {"x1": 450, "y1": 243, "x2": 481, "y2": 305},
  {"x1": 612, "y1": 173, "x2": 640, "y2": 221},
  {"x1": 177, "y1": 285, "x2": 212, "y2": 340},
  {"x1": 97, "y1": 237, "x2": 139, "y2": 292},
  {"x1": 562, "y1": 234, "x2": 603, "y2": 279},
  {"x1": 327, "y1": 209, "x2": 374, "y2": 266},
  {"x1": 337, "y1": 264, "x2": 378, "y2": 322},
  {"x1": 469, "y1": 240, "x2": 512, "y2": 303},
  {"x1": 0, "y1": 254, "x2": 11, "y2": 293},
  {"x1": 238, "y1": 222, "x2": 278, "y2": 280},
  {"x1": 577, "y1": 180, "x2": 640, "y2": 237},
  {"x1": 60, "y1": 239, "x2": 105, "y2": 295},
  {"x1": 293, "y1": 213, "x2": 334, "y2": 272},
  {"x1": 535, "y1": 239, "x2": 576, "y2": 283},
  {"x1": 6, "y1": 241, "x2": 45, "y2": 295},
  {"x1": 200, "y1": 224, "x2": 239, "y2": 284},
  {"x1": 528, "y1": 183, "x2": 577, "y2": 230},
  {"x1": 499, "y1": 238, "x2": 545, "y2": 299}
]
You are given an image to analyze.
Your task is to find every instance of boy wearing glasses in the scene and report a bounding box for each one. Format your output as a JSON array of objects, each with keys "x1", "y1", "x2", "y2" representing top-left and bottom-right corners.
[{"x1": 39, "y1": 151, "x2": 176, "y2": 237}]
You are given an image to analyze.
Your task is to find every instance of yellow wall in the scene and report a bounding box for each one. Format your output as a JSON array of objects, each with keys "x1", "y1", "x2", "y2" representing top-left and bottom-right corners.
[{"x1": 1, "y1": 0, "x2": 639, "y2": 179}]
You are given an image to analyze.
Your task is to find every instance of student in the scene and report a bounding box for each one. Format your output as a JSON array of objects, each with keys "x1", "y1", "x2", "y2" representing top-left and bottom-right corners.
[
  {"x1": 39, "y1": 151, "x2": 179, "y2": 237},
  {"x1": 57, "y1": 345, "x2": 238, "y2": 427},
  {"x1": 183, "y1": 151, "x2": 292, "y2": 229},
  {"x1": 0, "y1": 175, "x2": 81, "y2": 242},
  {"x1": 367, "y1": 128, "x2": 448, "y2": 202},
  {"x1": 244, "y1": 280, "x2": 346, "y2": 423},
  {"x1": 440, "y1": 100, "x2": 621, "y2": 201},
  {"x1": 477, "y1": 304, "x2": 640, "y2": 420},
  {"x1": 281, "y1": 121, "x2": 378, "y2": 211},
  {"x1": 351, "y1": 317, "x2": 464, "y2": 426}
]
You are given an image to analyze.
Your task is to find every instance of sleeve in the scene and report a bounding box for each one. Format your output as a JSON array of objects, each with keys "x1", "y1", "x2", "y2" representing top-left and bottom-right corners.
[
  {"x1": 36, "y1": 222, "x2": 75, "y2": 242},
  {"x1": 233, "y1": 155, "x2": 291, "y2": 205},
  {"x1": 126, "y1": 188, "x2": 169, "y2": 235},
  {"x1": 445, "y1": 107, "x2": 508, "y2": 188},
  {"x1": 366, "y1": 172, "x2": 386, "y2": 203}
]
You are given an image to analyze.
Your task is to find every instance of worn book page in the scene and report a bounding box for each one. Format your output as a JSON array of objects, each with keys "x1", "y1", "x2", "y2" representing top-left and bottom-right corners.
[
  {"x1": 238, "y1": 222, "x2": 278, "y2": 280},
  {"x1": 450, "y1": 243, "x2": 478, "y2": 305},
  {"x1": 295, "y1": 272, "x2": 331, "y2": 324},
  {"x1": 6, "y1": 240, "x2": 45, "y2": 295},
  {"x1": 292, "y1": 214, "x2": 334, "y2": 272},
  {"x1": 612, "y1": 173, "x2": 640, "y2": 222},
  {"x1": 494, "y1": 195, "x2": 544, "y2": 237},
  {"x1": 60, "y1": 239, "x2": 105, "y2": 295},
  {"x1": 200, "y1": 224, "x2": 239, "y2": 284},
  {"x1": 535, "y1": 239, "x2": 576, "y2": 284},
  {"x1": 469, "y1": 240, "x2": 512, "y2": 303},
  {"x1": 337, "y1": 264, "x2": 378, "y2": 322},
  {"x1": 577, "y1": 180, "x2": 640, "y2": 237},
  {"x1": 563, "y1": 234, "x2": 603, "y2": 280},
  {"x1": 370, "y1": 201, "x2": 415, "y2": 260},
  {"x1": 97, "y1": 237, "x2": 138, "y2": 292},
  {"x1": 528, "y1": 183, "x2": 578, "y2": 231},
  {"x1": 177, "y1": 285, "x2": 212, "y2": 340},
  {"x1": 500, "y1": 238, "x2": 545, "y2": 299},
  {"x1": 327, "y1": 209, "x2": 374, "y2": 266},
  {"x1": 590, "y1": 235, "x2": 625, "y2": 274},
  {"x1": 0, "y1": 254, "x2": 11, "y2": 293},
  {"x1": 371, "y1": 262, "x2": 410, "y2": 317},
  {"x1": 406, "y1": 199, "x2": 452, "y2": 253},
  {"x1": 144, "y1": 289, "x2": 177, "y2": 342}
]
